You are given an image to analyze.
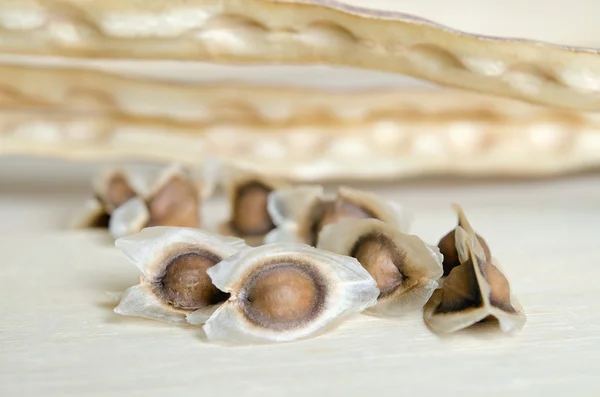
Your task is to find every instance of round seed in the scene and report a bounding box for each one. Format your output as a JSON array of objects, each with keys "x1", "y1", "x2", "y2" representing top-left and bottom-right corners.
[
  {"x1": 241, "y1": 262, "x2": 326, "y2": 330},
  {"x1": 158, "y1": 251, "x2": 229, "y2": 310}
]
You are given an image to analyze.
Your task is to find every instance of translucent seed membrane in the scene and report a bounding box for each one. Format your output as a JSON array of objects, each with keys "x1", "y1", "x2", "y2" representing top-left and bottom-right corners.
[
  {"x1": 113, "y1": 226, "x2": 248, "y2": 324},
  {"x1": 193, "y1": 243, "x2": 380, "y2": 345},
  {"x1": 437, "y1": 204, "x2": 492, "y2": 277},
  {"x1": 265, "y1": 185, "x2": 411, "y2": 246},
  {"x1": 318, "y1": 218, "x2": 443, "y2": 316},
  {"x1": 423, "y1": 206, "x2": 526, "y2": 334}
]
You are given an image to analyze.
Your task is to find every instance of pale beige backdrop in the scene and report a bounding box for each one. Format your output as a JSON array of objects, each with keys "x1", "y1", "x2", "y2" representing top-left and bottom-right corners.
[{"x1": 1, "y1": 1, "x2": 600, "y2": 397}]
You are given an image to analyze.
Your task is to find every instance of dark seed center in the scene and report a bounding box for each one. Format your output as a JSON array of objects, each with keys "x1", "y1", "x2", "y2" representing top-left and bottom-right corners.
[
  {"x1": 158, "y1": 251, "x2": 228, "y2": 310},
  {"x1": 241, "y1": 261, "x2": 327, "y2": 331}
]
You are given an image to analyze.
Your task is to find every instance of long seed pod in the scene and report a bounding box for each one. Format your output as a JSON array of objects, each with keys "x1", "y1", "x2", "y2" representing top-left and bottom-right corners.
[
  {"x1": 0, "y1": 1, "x2": 599, "y2": 110},
  {"x1": 1, "y1": 64, "x2": 599, "y2": 181}
]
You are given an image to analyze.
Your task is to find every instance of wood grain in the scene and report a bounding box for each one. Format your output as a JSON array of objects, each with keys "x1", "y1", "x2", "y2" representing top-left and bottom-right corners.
[{"x1": 2, "y1": 176, "x2": 600, "y2": 396}]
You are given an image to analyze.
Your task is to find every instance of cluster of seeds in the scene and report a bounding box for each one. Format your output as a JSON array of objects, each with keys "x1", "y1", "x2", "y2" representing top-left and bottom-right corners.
[
  {"x1": 80, "y1": 163, "x2": 526, "y2": 345},
  {"x1": 73, "y1": 163, "x2": 213, "y2": 239}
]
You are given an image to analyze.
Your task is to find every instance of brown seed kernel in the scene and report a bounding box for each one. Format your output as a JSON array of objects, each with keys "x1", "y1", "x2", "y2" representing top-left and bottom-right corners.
[
  {"x1": 106, "y1": 173, "x2": 136, "y2": 209},
  {"x1": 157, "y1": 251, "x2": 229, "y2": 310},
  {"x1": 240, "y1": 262, "x2": 326, "y2": 331},
  {"x1": 350, "y1": 233, "x2": 404, "y2": 297},
  {"x1": 232, "y1": 181, "x2": 275, "y2": 236},
  {"x1": 148, "y1": 175, "x2": 200, "y2": 228}
]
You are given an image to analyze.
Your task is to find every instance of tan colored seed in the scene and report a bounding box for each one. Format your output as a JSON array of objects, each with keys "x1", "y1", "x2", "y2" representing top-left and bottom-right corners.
[
  {"x1": 148, "y1": 175, "x2": 200, "y2": 228},
  {"x1": 233, "y1": 182, "x2": 274, "y2": 235},
  {"x1": 158, "y1": 251, "x2": 229, "y2": 310},
  {"x1": 247, "y1": 265, "x2": 317, "y2": 322},
  {"x1": 351, "y1": 234, "x2": 403, "y2": 296}
]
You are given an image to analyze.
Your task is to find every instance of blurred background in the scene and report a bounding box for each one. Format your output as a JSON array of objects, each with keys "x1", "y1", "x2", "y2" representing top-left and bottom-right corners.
[{"x1": 1, "y1": 0, "x2": 600, "y2": 234}]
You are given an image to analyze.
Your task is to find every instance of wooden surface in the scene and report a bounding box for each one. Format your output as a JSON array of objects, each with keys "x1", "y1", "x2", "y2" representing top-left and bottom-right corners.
[{"x1": 2, "y1": 163, "x2": 600, "y2": 396}]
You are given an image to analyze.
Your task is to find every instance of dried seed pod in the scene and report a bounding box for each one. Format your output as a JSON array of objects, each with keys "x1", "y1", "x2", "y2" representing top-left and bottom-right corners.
[
  {"x1": 423, "y1": 225, "x2": 526, "y2": 334},
  {"x1": 114, "y1": 226, "x2": 248, "y2": 324},
  {"x1": 219, "y1": 170, "x2": 289, "y2": 246},
  {"x1": 265, "y1": 185, "x2": 411, "y2": 246},
  {"x1": 437, "y1": 204, "x2": 492, "y2": 277},
  {"x1": 72, "y1": 163, "x2": 215, "y2": 239},
  {"x1": 318, "y1": 218, "x2": 443, "y2": 316},
  {"x1": 190, "y1": 242, "x2": 380, "y2": 344}
]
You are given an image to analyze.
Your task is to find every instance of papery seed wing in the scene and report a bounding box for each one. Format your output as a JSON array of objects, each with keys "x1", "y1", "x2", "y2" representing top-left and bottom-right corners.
[
  {"x1": 126, "y1": 163, "x2": 179, "y2": 199},
  {"x1": 262, "y1": 223, "x2": 303, "y2": 244},
  {"x1": 423, "y1": 287, "x2": 489, "y2": 334},
  {"x1": 186, "y1": 304, "x2": 223, "y2": 325},
  {"x1": 266, "y1": 185, "x2": 324, "y2": 226},
  {"x1": 114, "y1": 283, "x2": 187, "y2": 324},
  {"x1": 423, "y1": 243, "x2": 490, "y2": 334},
  {"x1": 479, "y1": 257, "x2": 527, "y2": 333},
  {"x1": 337, "y1": 187, "x2": 412, "y2": 232},
  {"x1": 189, "y1": 158, "x2": 221, "y2": 200},
  {"x1": 454, "y1": 226, "x2": 471, "y2": 265},
  {"x1": 108, "y1": 197, "x2": 150, "y2": 239},
  {"x1": 367, "y1": 279, "x2": 438, "y2": 317},
  {"x1": 115, "y1": 226, "x2": 248, "y2": 280}
]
